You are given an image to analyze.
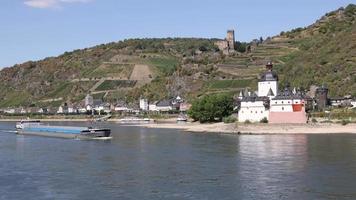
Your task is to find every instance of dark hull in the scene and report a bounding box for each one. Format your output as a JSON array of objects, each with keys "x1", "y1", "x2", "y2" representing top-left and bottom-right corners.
[{"x1": 81, "y1": 129, "x2": 111, "y2": 138}]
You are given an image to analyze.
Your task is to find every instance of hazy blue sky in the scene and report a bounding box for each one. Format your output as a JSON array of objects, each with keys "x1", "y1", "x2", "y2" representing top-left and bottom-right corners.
[{"x1": 0, "y1": 0, "x2": 354, "y2": 67}]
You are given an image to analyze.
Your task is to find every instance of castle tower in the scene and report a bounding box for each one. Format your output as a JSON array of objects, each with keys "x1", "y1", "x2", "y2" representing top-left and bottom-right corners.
[
  {"x1": 258, "y1": 61, "x2": 278, "y2": 98},
  {"x1": 315, "y1": 85, "x2": 329, "y2": 110},
  {"x1": 226, "y1": 30, "x2": 235, "y2": 50}
]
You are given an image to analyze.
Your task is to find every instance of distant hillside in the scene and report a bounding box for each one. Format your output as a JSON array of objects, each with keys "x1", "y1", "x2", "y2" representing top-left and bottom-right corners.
[{"x1": 0, "y1": 4, "x2": 355, "y2": 108}]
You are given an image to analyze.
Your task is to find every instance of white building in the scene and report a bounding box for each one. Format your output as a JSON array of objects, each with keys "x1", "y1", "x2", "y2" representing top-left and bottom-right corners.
[
  {"x1": 139, "y1": 98, "x2": 149, "y2": 111},
  {"x1": 4, "y1": 108, "x2": 15, "y2": 114},
  {"x1": 20, "y1": 108, "x2": 27, "y2": 114},
  {"x1": 57, "y1": 106, "x2": 64, "y2": 114},
  {"x1": 149, "y1": 101, "x2": 158, "y2": 112},
  {"x1": 78, "y1": 107, "x2": 87, "y2": 114},
  {"x1": 238, "y1": 97, "x2": 269, "y2": 122},
  {"x1": 86, "y1": 104, "x2": 93, "y2": 111},
  {"x1": 68, "y1": 106, "x2": 77, "y2": 114}
]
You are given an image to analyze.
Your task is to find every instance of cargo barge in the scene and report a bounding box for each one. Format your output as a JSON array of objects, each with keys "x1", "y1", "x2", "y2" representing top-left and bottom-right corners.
[{"x1": 16, "y1": 121, "x2": 111, "y2": 140}]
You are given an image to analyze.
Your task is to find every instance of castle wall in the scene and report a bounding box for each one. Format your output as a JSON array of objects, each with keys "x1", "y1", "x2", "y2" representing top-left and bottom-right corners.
[
  {"x1": 269, "y1": 108, "x2": 307, "y2": 124},
  {"x1": 238, "y1": 101, "x2": 269, "y2": 122}
]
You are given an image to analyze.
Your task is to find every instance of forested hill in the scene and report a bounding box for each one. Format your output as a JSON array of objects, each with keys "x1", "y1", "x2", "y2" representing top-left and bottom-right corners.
[{"x1": 0, "y1": 4, "x2": 355, "y2": 108}]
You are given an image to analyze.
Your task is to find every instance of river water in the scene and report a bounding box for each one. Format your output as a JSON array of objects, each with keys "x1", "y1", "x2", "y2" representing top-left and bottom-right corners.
[{"x1": 0, "y1": 121, "x2": 356, "y2": 200}]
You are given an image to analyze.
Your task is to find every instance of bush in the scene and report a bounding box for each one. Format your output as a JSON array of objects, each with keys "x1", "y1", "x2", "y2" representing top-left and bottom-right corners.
[
  {"x1": 260, "y1": 117, "x2": 268, "y2": 123},
  {"x1": 341, "y1": 120, "x2": 350, "y2": 126},
  {"x1": 188, "y1": 93, "x2": 234, "y2": 123},
  {"x1": 223, "y1": 116, "x2": 237, "y2": 123},
  {"x1": 244, "y1": 120, "x2": 251, "y2": 124},
  {"x1": 312, "y1": 118, "x2": 317, "y2": 123}
]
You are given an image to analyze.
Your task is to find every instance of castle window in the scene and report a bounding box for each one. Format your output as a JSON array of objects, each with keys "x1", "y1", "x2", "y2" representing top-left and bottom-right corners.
[
  {"x1": 261, "y1": 111, "x2": 263, "y2": 113},
  {"x1": 275, "y1": 101, "x2": 277, "y2": 104},
  {"x1": 255, "y1": 111, "x2": 257, "y2": 114},
  {"x1": 288, "y1": 101, "x2": 290, "y2": 104},
  {"x1": 282, "y1": 107, "x2": 284, "y2": 111},
  {"x1": 251, "y1": 111, "x2": 253, "y2": 113},
  {"x1": 282, "y1": 101, "x2": 284, "y2": 104}
]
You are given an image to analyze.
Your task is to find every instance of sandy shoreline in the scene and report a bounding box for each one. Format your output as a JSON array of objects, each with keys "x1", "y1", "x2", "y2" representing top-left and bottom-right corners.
[{"x1": 131, "y1": 122, "x2": 356, "y2": 135}]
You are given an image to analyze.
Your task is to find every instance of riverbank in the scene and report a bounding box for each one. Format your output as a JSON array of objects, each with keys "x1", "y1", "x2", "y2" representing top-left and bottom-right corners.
[
  {"x1": 1, "y1": 118, "x2": 355, "y2": 134},
  {"x1": 133, "y1": 121, "x2": 356, "y2": 134}
]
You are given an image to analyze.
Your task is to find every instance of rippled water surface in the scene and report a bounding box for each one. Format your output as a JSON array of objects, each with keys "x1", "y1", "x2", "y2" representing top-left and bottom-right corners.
[{"x1": 1, "y1": 122, "x2": 356, "y2": 200}]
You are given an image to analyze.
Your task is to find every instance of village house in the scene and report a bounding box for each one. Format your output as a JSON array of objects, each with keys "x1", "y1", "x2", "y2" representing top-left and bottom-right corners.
[
  {"x1": 155, "y1": 100, "x2": 173, "y2": 112},
  {"x1": 148, "y1": 101, "x2": 159, "y2": 112},
  {"x1": 114, "y1": 101, "x2": 130, "y2": 112},
  {"x1": 57, "y1": 106, "x2": 64, "y2": 114},
  {"x1": 329, "y1": 97, "x2": 353, "y2": 107},
  {"x1": 139, "y1": 98, "x2": 149, "y2": 111},
  {"x1": 4, "y1": 108, "x2": 16, "y2": 114},
  {"x1": 67, "y1": 103, "x2": 77, "y2": 114}
]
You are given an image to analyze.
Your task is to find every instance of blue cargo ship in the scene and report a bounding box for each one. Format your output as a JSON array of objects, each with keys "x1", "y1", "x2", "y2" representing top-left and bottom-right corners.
[{"x1": 16, "y1": 122, "x2": 111, "y2": 140}]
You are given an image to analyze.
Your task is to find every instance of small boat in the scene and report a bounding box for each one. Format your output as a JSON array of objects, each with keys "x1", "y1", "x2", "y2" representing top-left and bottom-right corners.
[
  {"x1": 177, "y1": 114, "x2": 188, "y2": 122},
  {"x1": 117, "y1": 117, "x2": 154, "y2": 124},
  {"x1": 16, "y1": 122, "x2": 111, "y2": 140}
]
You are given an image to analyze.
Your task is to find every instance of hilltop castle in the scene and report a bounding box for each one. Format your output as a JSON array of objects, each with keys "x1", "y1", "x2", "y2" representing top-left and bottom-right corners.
[{"x1": 215, "y1": 30, "x2": 235, "y2": 54}]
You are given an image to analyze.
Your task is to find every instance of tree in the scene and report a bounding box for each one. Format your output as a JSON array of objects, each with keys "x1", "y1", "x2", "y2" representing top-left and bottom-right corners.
[
  {"x1": 235, "y1": 41, "x2": 247, "y2": 53},
  {"x1": 188, "y1": 93, "x2": 234, "y2": 123}
]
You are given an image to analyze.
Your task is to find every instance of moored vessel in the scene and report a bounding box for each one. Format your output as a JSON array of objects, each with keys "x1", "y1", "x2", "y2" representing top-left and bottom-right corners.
[
  {"x1": 117, "y1": 117, "x2": 154, "y2": 124},
  {"x1": 177, "y1": 114, "x2": 188, "y2": 122}
]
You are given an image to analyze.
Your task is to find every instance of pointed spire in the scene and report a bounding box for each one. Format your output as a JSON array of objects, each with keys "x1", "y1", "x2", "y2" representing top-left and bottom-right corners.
[
  {"x1": 244, "y1": 88, "x2": 249, "y2": 97},
  {"x1": 267, "y1": 88, "x2": 275, "y2": 96}
]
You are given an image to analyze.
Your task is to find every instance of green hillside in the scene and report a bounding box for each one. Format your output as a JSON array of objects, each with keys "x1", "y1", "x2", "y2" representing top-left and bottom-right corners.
[
  {"x1": 276, "y1": 4, "x2": 356, "y2": 96},
  {"x1": 0, "y1": 4, "x2": 355, "y2": 108}
]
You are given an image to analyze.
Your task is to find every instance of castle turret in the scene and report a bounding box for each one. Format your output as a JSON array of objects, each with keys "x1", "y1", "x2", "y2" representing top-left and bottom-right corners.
[{"x1": 258, "y1": 61, "x2": 278, "y2": 98}]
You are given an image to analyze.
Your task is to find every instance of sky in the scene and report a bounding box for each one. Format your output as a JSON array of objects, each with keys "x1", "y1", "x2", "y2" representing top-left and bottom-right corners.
[{"x1": 0, "y1": 0, "x2": 355, "y2": 68}]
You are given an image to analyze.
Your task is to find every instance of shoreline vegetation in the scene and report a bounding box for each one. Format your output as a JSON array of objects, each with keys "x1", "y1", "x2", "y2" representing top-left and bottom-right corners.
[{"x1": 1, "y1": 117, "x2": 355, "y2": 135}]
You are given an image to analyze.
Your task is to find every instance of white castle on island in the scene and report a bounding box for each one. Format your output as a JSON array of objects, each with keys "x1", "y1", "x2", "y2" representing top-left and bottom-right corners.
[{"x1": 237, "y1": 61, "x2": 308, "y2": 123}]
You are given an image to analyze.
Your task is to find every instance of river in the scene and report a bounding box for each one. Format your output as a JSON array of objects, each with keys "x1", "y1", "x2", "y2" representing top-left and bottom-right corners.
[{"x1": 0, "y1": 121, "x2": 356, "y2": 199}]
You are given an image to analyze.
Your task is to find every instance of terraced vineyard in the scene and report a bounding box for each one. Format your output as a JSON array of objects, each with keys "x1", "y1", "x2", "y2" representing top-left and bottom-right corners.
[
  {"x1": 95, "y1": 80, "x2": 137, "y2": 91},
  {"x1": 206, "y1": 37, "x2": 298, "y2": 95}
]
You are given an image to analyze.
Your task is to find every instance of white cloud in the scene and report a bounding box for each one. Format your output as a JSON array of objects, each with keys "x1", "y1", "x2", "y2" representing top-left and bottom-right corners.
[{"x1": 24, "y1": 0, "x2": 92, "y2": 9}]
